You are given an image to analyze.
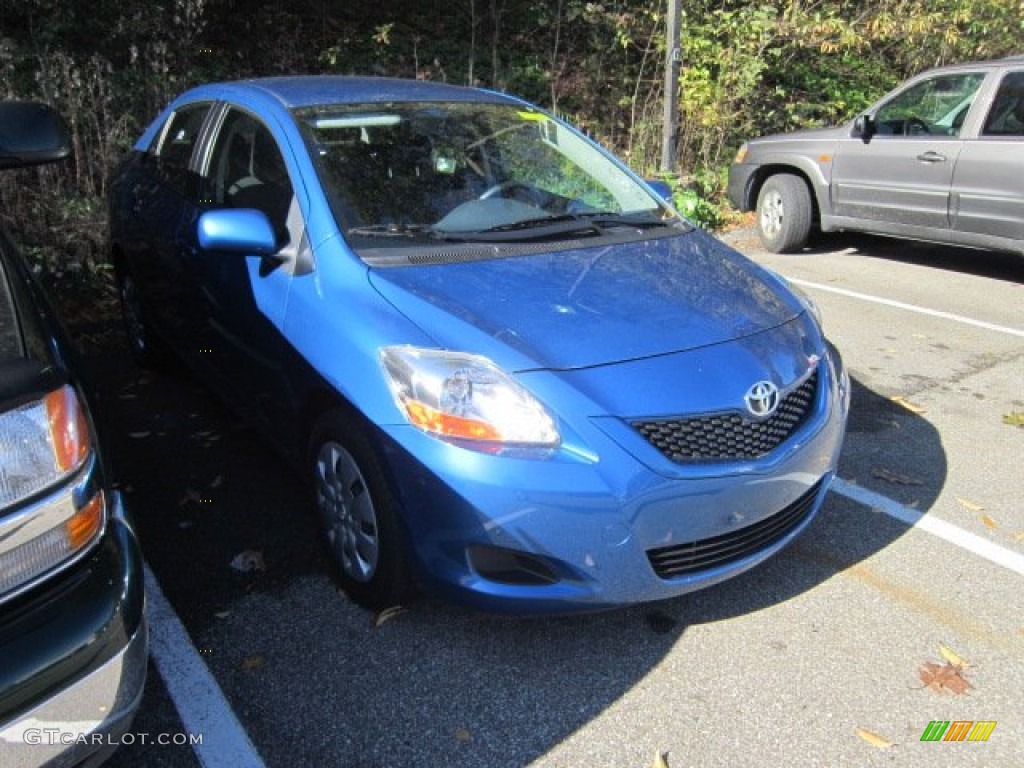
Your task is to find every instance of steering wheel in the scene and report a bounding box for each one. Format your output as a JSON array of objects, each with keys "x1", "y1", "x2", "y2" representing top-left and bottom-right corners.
[
  {"x1": 479, "y1": 180, "x2": 546, "y2": 207},
  {"x1": 906, "y1": 117, "x2": 931, "y2": 136}
]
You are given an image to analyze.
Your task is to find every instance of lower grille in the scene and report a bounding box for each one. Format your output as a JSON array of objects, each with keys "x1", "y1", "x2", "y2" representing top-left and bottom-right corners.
[
  {"x1": 647, "y1": 479, "x2": 823, "y2": 579},
  {"x1": 632, "y1": 369, "x2": 818, "y2": 462}
]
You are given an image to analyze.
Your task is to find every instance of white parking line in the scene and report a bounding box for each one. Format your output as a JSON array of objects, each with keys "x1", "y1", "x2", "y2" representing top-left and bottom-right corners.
[
  {"x1": 832, "y1": 478, "x2": 1024, "y2": 576},
  {"x1": 789, "y1": 278, "x2": 1024, "y2": 338},
  {"x1": 144, "y1": 563, "x2": 266, "y2": 768}
]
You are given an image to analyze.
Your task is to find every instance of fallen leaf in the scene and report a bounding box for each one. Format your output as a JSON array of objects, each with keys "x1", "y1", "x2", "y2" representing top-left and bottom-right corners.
[
  {"x1": 918, "y1": 661, "x2": 972, "y2": 695},
  {"x1": 1002, "y1": 411, "x2": 1024, "y2": 428},
  {"x1": 652, "y1": 751, "x2": 671, "y2": 768},
  {"x1": 214, "y1": 610, "x2": 231, "y2": 619},
  {"x1": 872, "y1": 467, "x2": 924, "y2": 486},
  {"x1": 210, "y1": 474, "x2": 224, "y2": 488},
  {"x1": 1015, "y1": 532, "x2": 1024, "y2": 542},
  {"x1": 956, "y1": 497, "x2": 984, "y2": 513},
  {"x1": 937, "y1": 643, "x2": 970, "y2": 668},
  {"x1": 891, "y1": 396, "x2": 926, "y2": 414},
  {"x1": 128, "y1": 430, "x2": 151, "y2": 439},
  {"x1": 178, "y1": 520, "x2": 194, "y2": 529},
  {"x1": 980, "y1": 514, "x2": 998, "y2": 530},
  {"x1": 229, "y1": 550, "x2": 266, "y2": 573},
  {"x1": 854, "y1": 727, "x2": 894, "y2": 748},
  {"x1": 454, "y1": 727, "x2": 471, "y2": 742},
  {"x1": 371, "y1": 605, "x2": 406, "y2": 628},
  {"x1": 178, "y1": 487, "x2": 204, "y2": 507},
  {"x1": 240, "y1": 654, "x2": 264, "y2": 670}
]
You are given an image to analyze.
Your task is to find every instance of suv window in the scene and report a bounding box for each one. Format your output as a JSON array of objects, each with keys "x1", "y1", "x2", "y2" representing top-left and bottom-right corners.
[
  {"x1": 153, "y1": 103, "x2": 211, "y2": 195},
  {"x1": 205, "y1": 109, "x2": 294, "y2": 235},
  {"x1": 875, "y1": 72, "x2": 985, "y2": 137},
  {"x1": 982, "y1": 71, "x2": 1024, "y2": 137}
]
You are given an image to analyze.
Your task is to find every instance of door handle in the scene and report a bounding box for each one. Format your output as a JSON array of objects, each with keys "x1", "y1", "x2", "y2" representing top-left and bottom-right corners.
[{"x1": 916, "y1": 151, "x2": 947, "y2": 163}]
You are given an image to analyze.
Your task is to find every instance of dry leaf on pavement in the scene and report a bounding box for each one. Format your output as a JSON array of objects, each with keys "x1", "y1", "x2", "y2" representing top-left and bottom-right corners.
[
  {"x1": 240, "y1": 654, "x2": 264, "y2": 670},
  {"x1": 891, "y1": 396, "x2": 926, "y2": 414},
  {"x1": 371, "y1": 605, "x2": 406, "y2": 628},
  {"x1": 652, "y1": 751, "x2": 671, "y2": 768},
  {"x1": 956, "y1": 497, "x2": 984, "y2": 513},
  {"x1": 937, "y1": 643, "x2": 970, "y2": 668},
  {"x1": 854, "y1": 727, "x2": 893, "y2": 748},
  {"x1": 918, "y1": 661, "x2": 972, "y2": 695},
  {"x1": 229, "y1": 550, "x2": 266, "y2": 573}
]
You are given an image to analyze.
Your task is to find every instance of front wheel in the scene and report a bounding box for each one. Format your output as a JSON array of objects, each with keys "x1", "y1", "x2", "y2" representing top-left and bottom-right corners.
[
  {"x1": 756, "y1": 174, "x2": 813, "y2": 254},
  {"x1": 309, "y1": 411, "x2": 410, "y2": 610}
]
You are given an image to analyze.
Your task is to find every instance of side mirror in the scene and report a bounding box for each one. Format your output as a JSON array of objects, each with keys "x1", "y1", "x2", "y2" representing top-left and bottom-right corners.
[
  {"x1": 0, "y1": 102, "x2": 71, "y2": 169},
  {"x1": 197, "y1": 209, "x2": 278, "y2": 255},
  {"x1": 853, "y1": 114, "x2": 876, "y2": 143},
  {"x1": 645, "y1": 179, "x2": 673, "y2": 203}
]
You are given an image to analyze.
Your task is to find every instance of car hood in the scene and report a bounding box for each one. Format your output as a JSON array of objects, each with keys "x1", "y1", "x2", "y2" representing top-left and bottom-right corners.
[
  {"x1": 749, "y1": 124, "x2": 849, "y2": 145},
  {"x1": 368, "y1": 229, "x2": 803, "y2": 371}
]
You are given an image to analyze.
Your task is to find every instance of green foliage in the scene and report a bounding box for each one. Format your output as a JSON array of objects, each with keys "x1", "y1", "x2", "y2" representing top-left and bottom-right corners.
[{"x1": 0, "y1": 0, "x2": 1020, "y2": 284}]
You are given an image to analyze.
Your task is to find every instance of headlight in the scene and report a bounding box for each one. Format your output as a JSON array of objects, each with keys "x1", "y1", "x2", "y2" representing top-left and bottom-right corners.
[
  {"x1": 0, "y1": 384, "x2": 105, "y2": 600},
  {"x1": 380, "y1": 346, "x2": 559, "y2": 447},
  {"x1": 0, "y1": 384, "x2": 90, "y2": 506}
]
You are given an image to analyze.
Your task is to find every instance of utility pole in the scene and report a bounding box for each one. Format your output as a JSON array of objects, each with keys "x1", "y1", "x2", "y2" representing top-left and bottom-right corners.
[{"x1": 660, "y1": 0, "x2": 681, "y2": 174}]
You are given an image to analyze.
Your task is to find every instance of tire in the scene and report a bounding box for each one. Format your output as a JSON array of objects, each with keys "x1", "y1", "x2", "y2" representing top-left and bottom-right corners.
[
  {"x1": 117, "y1": 269, "x2": 164, "y2": 368},
  {"x1": 309, "y1": 411, "x2": 410, "y2": 609},
  {"x1": 755, "y1": 174, "x2": 813, "y2": 254}
]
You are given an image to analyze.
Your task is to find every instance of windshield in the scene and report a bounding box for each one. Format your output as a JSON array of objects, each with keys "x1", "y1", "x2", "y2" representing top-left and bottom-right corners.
[{"x1": 294, "y1": 101, "x2": 678, "y2": 254}]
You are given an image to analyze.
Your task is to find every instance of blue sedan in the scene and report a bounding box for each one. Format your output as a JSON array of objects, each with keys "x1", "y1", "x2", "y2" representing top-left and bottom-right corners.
[{"x1": 108, "y1": 77, "x2": 849, "y2": 613}]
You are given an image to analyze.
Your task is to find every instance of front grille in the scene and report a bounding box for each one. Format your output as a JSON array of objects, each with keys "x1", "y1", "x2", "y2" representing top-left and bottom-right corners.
[
  {"x1": 647, "y1": 479, "x2": 823, "y2": 579},
  {"x1": 632, "y1": 369, "x2": 818, "y2": 462}
]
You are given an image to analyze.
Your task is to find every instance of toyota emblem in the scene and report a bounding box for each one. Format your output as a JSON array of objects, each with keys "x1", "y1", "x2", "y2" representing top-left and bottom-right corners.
[{"x1": 745, "y1": 381, "x2": 779, "y2": 418}]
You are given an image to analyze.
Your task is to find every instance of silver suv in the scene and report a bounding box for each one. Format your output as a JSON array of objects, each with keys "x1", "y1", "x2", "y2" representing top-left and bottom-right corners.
[{"x1": 728, "y1": 56, "x2": 1024, "y2": 255}]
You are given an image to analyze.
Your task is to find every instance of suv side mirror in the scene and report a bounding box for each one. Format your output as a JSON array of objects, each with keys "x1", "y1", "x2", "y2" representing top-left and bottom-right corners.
[
  {"x1": 852, "y1": 114, "x2": 876, "y2": 143},
  {"x1": 0, "y1": 102, "x2": 71, "y2": 169}
]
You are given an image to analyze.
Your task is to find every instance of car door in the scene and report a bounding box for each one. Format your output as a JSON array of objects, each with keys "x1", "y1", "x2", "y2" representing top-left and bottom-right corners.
[
  {"x1": 831, "y1": 71, "x2": 986, "y2": 230},
  {"x1": 184, "y1": 107, "x2": 306, "y2": 430},
  {"x1": 119, "y1": 101, "x2": 215, "y2": 348},
  {"x1": 950, "y1": 69, "x2": 1024, "y2": 245}
]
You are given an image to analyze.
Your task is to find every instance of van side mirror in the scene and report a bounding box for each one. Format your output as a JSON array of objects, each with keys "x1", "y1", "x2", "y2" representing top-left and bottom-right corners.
[
  {"x1": 0, "y1": 102, "x2": 71, "y2": 169},
  {"x1": 853, "y1": 114, "x2": 876, "y2": 143}
]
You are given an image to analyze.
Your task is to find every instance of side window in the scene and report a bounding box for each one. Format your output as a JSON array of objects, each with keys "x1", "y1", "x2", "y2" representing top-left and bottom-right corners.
[
  {"x1": 874, "y1": 73, "x2": 985, "y2": 137},
  {"x1": 153, "y1": 103, "x2": 211, "y2": 195},
  {"x1": 982, "y1": 72, "x2": 1024, "y2": 137},
  {"x1": 205, "y1": 109, "x2": 294, "y2": 237}
]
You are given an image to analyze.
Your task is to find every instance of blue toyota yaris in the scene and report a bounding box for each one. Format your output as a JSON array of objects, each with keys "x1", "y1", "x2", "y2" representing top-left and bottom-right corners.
[{"x1": 108, "y1": 77, "x2": 849, "y2": 614}]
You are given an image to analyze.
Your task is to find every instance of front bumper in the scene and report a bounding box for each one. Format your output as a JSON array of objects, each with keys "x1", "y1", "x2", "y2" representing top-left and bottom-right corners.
[
  {"x1": 379, "y1": 342, "x2": 850, "y2": 614},
  {"x1": 0, "y1": 492, "x2": 148, "y2": 767}
]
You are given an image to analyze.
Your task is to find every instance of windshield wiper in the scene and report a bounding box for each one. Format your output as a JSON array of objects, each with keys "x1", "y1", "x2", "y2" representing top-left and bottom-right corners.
[
  {"x1": 347, "y1": 223, "x2": 438, "y2": 238},
  {"x1": 437, "y1": 214, "x2": 604, "y2": 243},
  {"x1": 579, "y1": 212, "x2": 690, "y2": 231}
]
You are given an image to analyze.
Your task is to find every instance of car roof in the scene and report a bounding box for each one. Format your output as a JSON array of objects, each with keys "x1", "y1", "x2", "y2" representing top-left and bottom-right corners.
[{"x1": 193, "y1": 76, "x2": 518, "y2": 110}]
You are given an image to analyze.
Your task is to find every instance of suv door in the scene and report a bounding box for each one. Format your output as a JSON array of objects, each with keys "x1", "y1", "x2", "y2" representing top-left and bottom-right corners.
[
  {"x1": 951, "y1": 69, "x2": 1024, "y2": 247},
  {"x1": 831, "y1": 71, "x2": 986, "y2": 230}
]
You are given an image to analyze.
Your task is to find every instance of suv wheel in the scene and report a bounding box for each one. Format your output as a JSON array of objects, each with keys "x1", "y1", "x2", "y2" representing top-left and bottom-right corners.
[
  {"x1": 309, "y1": 411, "x2": 410, "y2": 610},
  {"x1": 756, "y1": 174, "x2": 812, "y2": 253}
]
